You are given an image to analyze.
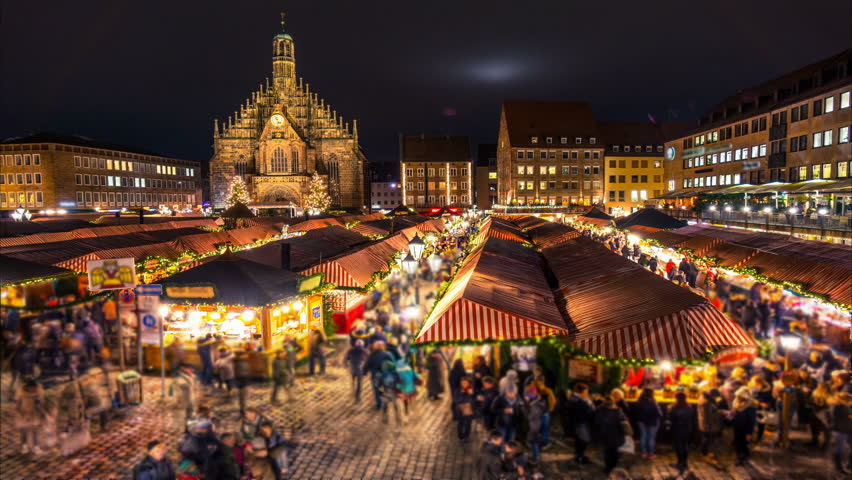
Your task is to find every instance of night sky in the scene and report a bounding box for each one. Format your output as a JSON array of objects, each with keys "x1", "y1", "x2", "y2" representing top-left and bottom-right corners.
[{"x1": 2, "y1": 0, "x2": 850, "y2": 166}]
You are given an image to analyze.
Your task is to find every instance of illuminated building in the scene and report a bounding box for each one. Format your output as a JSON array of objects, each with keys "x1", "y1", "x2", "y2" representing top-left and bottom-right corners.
[{"x1": 400, "y1": 135, "x2": 473, "y2": 209}]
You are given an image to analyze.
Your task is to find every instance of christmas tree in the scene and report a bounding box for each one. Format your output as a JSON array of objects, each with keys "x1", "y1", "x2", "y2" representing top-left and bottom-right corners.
[
  {"x1": 304, "y1": 172, "x2": 331, "y2": 214},
  {"x1": 225, "y1": 176, "x2": 251, "y2": 208}
]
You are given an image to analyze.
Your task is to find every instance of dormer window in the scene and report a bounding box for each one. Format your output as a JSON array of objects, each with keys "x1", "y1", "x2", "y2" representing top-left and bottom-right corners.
[
  {"x1": 546, "y1": 137, "x2": 553, "y2": 144},
  {"x1": 656, "y1": 146, "x2": 663, "y2": 152},
  {"x1": 590, "y1": 137, "x2": 597, "y2": 144},
  {"x1": 560, "y1": 137, "x2": 568, "y2": 144},
  {"x1": 645, "y1": 146, "x2": 652, "y2": 152},
  {"x1": 575, "y1": 137, "x2": 582, "y2": 144},
  {"x1": 624, "y1": 146, "x2": 631, "y2": 152},
  {"x1": 613, "y1": 146, "x2": 620, "y2": 152},
  {"x1": 531, "y1": 136, "x2": 538, "y2": 144},
  {"x1": 635, "y1": 145, "x2": 641, "y2": 152}
]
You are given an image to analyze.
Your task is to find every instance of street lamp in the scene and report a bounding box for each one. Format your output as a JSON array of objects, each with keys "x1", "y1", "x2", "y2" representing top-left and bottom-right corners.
[
  {"x1": 779, "y1": 333, "x2": 802, "y2": 449},
  {"x1": 401, "y1": 253, "x2": 420, "y2": 306},
  {"x1": 763, "y1": 206, "x2": 772, "y2": 231},
  {"x1": 11, "y1": 207, "x2": 32, "y2": 222},
  {"x1": 408, "y1": 234, "x2": 425, "y2": 261},
  {"x1": 427, "y1": 253, "x2": 443, "y2": 278}
]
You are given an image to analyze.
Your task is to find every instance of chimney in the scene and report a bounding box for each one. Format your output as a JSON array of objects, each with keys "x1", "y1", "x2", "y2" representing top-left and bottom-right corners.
[{"x1": 280, "y1": 243, "x2": 291, "y2": 270}]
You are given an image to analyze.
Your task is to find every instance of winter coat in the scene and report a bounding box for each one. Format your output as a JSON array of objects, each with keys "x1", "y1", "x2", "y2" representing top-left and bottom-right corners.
[
  {"x1": 172, "y1": 370, "x2": 199, "y2": 412},
  {"x1": 476, "y1": 386, "x2": 500, "y2": 417},
  {"x1": 594, "y1": 405, "x2": 627, "y2": 448},
  {"x1": 215, "y1": 351, "x2": 235, "y2": 381},
  {"x1": 456, "y1": 388, "x2": 476, "y2": 418},
  {"x1": 564, "y1": 393, "x2": 596, "y2": 426},
  {"x1": 830, "y1": 403, "x2": 852, "y2": 434},
  {"x1": 344, "y1": 345, "x2": 368, "y2": 376},
  {"x1": 206, "y1": 443, "x2": 240, "y2": 480},
  {"x1": 668, "y1": 403, "x2": 694, "y2": 442},
  {"x1": 272, "y1": 358, "x2": 290, "y2": 385},
  {"x1": 426, "y1": 354, "x2": 445, "y2": 396},
  {"x1": 448, "y1": 363, "x2": 466, "y2": 396},
  {"x1": 245, "y1": 453, "x2": 275, "y2": 480},
  {"x1": 697, "y1": 393, "x2": 724, "y2": 433},
  {"x1": 240, "y1": 414, "x2": 267, "y2": 442},
  {"x1": 472, "y1": 364, "x2": 492, "y2": 393},
  {"x1": 524, "y1": 396, "x2": 548, "y2": 443},
  {"x1": 396, "y1": 363, "x2": 420, "y2": 395},
  {"x1": 364, "y1": 350, "x2": 393, "y2": 376},
  {"x1": 498, "y1": 370, "x2": 518, "y2": 396},
  {"x1": 133, "y1": 455, "x2": 175, "y2": 480},
  {"x1": 14, "y1": 384, "x2": 45, "y2": 429},
  {"x1": 491, "y1": 394, "x2": 522, "y2": 429},
  {"x1": 632, "y1": 396, "x2": 663, "y2": 426},
  {"x1": 477, "y1": 441, "x2": 505, "y2": 480},
  {"x1": 731, "y1": 403, "x2": 757, "y2": 436}
]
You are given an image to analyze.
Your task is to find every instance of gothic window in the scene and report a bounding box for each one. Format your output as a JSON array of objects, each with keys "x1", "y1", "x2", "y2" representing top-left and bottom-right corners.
[
  {"x1": 285, "y1": 43, "x2": 291, "y2": 56},
  {"x1": 235, "y1": 155, "x2": 247, "y2": 176},
  {"x1": 291, "y1": 149, "x2": 298, "y2": 172},
  {"x1": 271, "y1": 147, "x2": 287, "y2": 173}
]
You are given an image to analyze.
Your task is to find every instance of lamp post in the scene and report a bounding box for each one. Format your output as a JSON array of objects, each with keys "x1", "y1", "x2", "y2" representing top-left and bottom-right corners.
[
  {"x1": 742, "y1": 206, "x2": 750, "y2": 229},
  {"x1": 763, "y1": 207, "x2": 772, "y2": 231},
  {"x1": 404, "y1": 234, "x2": 425, "y2": 305},
  {"x1": 779, "y1": 333, "x2": 802, "y2": 449},
  {"x1": 787, "y1": 207, "x2": 798, "y2": 235},
  {"x1": 817, "y1": 208, "x2": 828, "y2": 240},
  {"x1": 427, "y1": 253, "x2": 443, "y2": 282}
]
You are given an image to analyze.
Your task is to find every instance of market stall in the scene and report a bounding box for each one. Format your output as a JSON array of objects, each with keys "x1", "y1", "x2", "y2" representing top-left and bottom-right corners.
[{"x1": 150, "y1": 252, "x2": 327, "y2": 378}]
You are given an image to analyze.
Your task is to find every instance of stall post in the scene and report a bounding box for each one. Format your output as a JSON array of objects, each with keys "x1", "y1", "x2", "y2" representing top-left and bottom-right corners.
[
  {"x1": 779, "y1": 334, "x2": 802, "y2": 449},
  {"x1": 117, "y1": 291, "x2": 125, "y2": 371},
  {"x1": 159, "y1": 310, "x2": 166, "y2": 397}
]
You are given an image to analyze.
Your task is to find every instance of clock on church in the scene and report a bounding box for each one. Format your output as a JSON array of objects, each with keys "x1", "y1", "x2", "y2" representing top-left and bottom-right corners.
[{"x1": 270, "y1": 113, "x2": 285, "y2": 126}]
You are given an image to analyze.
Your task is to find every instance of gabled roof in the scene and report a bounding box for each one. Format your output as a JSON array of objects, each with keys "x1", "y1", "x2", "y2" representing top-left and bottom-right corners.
[
  {"x1": 615, "y1": 208, "x2": 687, "y2": 230},
  {"x1": 400, "y1": 135, "x2": 471, "y2": 163},
  {"x1": 502, "y1": 100, "x2": 598, "y2": 147}
]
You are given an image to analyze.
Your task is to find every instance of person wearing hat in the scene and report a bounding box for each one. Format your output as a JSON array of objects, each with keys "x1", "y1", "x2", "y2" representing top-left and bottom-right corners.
[
  {"x1": 133, "y1": 439, "x2": 175, "y2": 480},
  {"x1": 594, "y1": 395, "x2": 628, "y2": 475},
  {"x1": 730, "y1": 386, "x2": 757, "y2": 466}
]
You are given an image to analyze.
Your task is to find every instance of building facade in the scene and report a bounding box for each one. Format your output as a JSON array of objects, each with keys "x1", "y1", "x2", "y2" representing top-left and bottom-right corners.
[
  {"x1": 400, "y1": 136, "x2": 473, "y2": 208},
  {"x1": 600, "y1": 122, "x2": 667, "y2": 216},
  {"x1": 209, "y1": 18, "x2": 367, "y2": 210},
  {"x1": 370, "y1": 182, "x2": 402, "y2": 210},
  {"x1": 663, "y1": 50, "x2": 851, "y2": 209},
  {"x1": 475, "y1": 144, "x2": 498, "y2": 209},
  {"x1": 0, "y1": 133, "x2": 201, "y2": 211},
  {"x1": 496, "y1": 101, "x2": 605, "y2": 206}
]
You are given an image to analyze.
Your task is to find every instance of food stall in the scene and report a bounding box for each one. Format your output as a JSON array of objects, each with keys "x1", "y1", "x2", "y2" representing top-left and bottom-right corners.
[{"x1": 146, "y1": 252, "x2": 327, "y2": 378}]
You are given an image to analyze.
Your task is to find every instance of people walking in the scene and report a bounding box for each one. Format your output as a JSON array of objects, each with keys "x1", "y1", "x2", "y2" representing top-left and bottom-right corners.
[
  {"x1": 395, "y1": 360, "x2": 421, "y2": 415},
  {"x1": 214, "y1": 346, "x2": 236, "y2": 394},
  {"x1": 271, "y1": 350, "x2": 292, "y2": 405},
  {"x1": 425, "y1": 349, "x2": 445, "y2": 400},
  {"x1": 522, "y1": 385, "x2": 547, "y2": 464},
  {"x1": 379, "y1": 360, "x2": 402, "y2": 426},
  {"x1": 282, "y1": 335, "x2": 303, "y2": 385},
  {"x1": 15, "y1": 379, "x2": 45, "y2": 455},
  {"x1": 476, "y1": 376, "x2": 499, "y2": 431},
  {"x1": 633, "y1": 388, "x2": 662, "y2": 459},
  {"x1": 595, "y1": 395, "x2": 627, "y2": 475},
  {"x1": 697, "y1": 388, "x2": 724, "y2": 460},
  {"x1": 308, "y1": 329, "x2": 327, "y2": 376},
  {"x1": 731, "y1": 386, "x2": 758, "y2": 466},
  {"x1": 196, "y1": 334, "x2": 216, "y2": 388},
  {"x1": 563, "y1": 382, "x2": 595, "y2": 465},
  {"x1": 344, "y1": 340, "x2": 368, "y2": 403},
  {"x1": 455, "y1": 376, "x2": 476, "y2": 442},
  {"x1": 669, "y1": 391, "x2": 694, "y2": 473},
  {"x1": 828, "y1": 391, "x2": 852, "y2": 474},
  {"x1": 365, "y1": 342, "x2": 394, "y2": 410}
]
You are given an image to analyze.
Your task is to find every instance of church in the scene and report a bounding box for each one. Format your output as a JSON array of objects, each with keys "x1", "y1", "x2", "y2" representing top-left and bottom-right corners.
[{"x1": 209, "y1": 16, "x2": 367, "y2": 210}]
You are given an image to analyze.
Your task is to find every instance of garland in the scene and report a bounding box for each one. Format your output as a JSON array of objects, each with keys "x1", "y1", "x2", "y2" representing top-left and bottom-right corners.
[
  {"x1": 4, "y1": 290, "x2": 113, "y2": 312},
  {"x1": 0, "y1": 272, "x2": 78, "y2": 289}
]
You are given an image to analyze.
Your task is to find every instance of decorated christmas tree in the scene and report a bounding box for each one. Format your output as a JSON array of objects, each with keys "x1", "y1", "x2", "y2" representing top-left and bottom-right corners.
[
  {"x1": 304, "y1": 172, "x2": 331, "y2": 214},
  {"x1": 225, "y1": 176, "x2": 251, "y2": 208}
]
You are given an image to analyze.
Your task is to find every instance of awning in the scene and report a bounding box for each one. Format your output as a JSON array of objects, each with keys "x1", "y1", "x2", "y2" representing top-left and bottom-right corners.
[{"x1": 0, "y1": 255, "x2": 74, "y2": 287}]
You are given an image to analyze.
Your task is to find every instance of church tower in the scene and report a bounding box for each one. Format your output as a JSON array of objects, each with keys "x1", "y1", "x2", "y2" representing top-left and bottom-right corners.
[{"x1": 272, "y1": 13, "x2": 296, "y2": 101}]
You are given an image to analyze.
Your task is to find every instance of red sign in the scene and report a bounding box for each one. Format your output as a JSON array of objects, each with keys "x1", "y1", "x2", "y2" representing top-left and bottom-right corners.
[
  {"x1": 119, "y1": 289, "x2": 136, "y2": 304},
  {"x1": 709, "y1": 345, "x2": 757, "y2": 369}
]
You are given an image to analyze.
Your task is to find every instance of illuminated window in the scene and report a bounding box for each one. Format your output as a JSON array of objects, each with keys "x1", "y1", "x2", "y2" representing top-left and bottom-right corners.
[
  {"x1": 825, "y1": 96, "x2": 835, "y2": 113},
  {"x1": 488, "y1": 172, "x2": 497, "y2": 179},
  {"x1": 813, "y1": 132, "x2": 823, "y2": 148},
  {"x1": 838, "y1": 161, "x2": 848, "y2": 178},
  {"x1": 839, "y1": 126, "x2": 850, "y2": 144}
]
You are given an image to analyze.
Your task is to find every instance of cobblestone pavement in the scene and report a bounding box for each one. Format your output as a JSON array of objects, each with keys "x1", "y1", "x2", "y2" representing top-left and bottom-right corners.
[{"x1": 0, "y1": 346, "x2": 840, "y2": 480}]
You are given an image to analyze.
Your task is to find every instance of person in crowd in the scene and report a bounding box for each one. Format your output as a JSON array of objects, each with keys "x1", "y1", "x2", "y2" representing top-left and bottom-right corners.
[
  {"x1": 379, "y1": 360, "x2": 402, "y2": 426},
  {"x1": 395, "y1": 359, "x2": 421, "y2": 415},
  {"x1": 15, "y1": 379, "x2": 45, "y2": 456},
  {"x1": 365, "y1": 341, "x2": 394, "y2": 410},
  {"x1": 562, "y1": 382, "x2": 595, "y2": 465},
  {"x1": 491, "y1": 384, "x2": 522, "y2": 443},
  {"x1": 530, "y1": 378, "x2": 556, "y2": 450},
  {"x1": 523, "y1": 384, "x2": 547, "y2": 465},
  {"x1": 803, "y1": 351, "x2": 829, "y2": 383},
  {"x1": 214, "y1": 346, "x2": 236, "y2": 395},
  {"x1": 240, "y1": 408, "x2": 267, "y2": 443},
  {"x1": 633, "y1": 388, "x2": 662, "y2": 459},
  {"x1": 610, "y1": 388, "x2": 631, "y2": 418},
  {"x1": 308, "y1": 329, "x2": 327, "y2": 376},
  {"x1": 621, "y1": 244, "x2": 631, "y2": 259},
  {"x1": 471, "y1": 355, "x2": 492, "y2": 394},
  {"x1": 665, "y1": 258, "x2": 677, "y2": 278},
  {"x1": 165, "y1": 337, "x2": 186, "y2": 376},
  {"x1": 448, "y1": 359, "x2": 466, "y2": 399},
  {"x1": 595, "y1": 395, "x2": 627, "y2": 475},
  {"x1": 476, "y1": 376, "x2": 499, "y2": 431},
  {"x1": 830, "y1": 370, "x2": 852, "y2": 394},
  {"x1": 426, "y1": 349, "x2": 445, "y2": 401},
  {"x1": 367, "y1": 325, "x2": 388, "y2": 348},
  {"x1": 173, "y1": 366, "x2": 199, "y2": 428},
  {"x1": 477, "y1": 430, "x2": 505, "y2": 480},
  {"x1": 807, "y1": 382, "x2": 831, "y2": 448},
  {"x1": 8, "y1": 338, "x2": 36, "y2": 401},
  {"x1": 669, "y1": 391, "x2": 694, "y2": 473},
  {"x1": 133, "y1": 440, "x2": 175, "y2": 480},
  {"x1": 498, "y1": 369, "x2": 519, "y2": 396},
  {"x1": 245, "y1": 436, "x2": 275, "y2": 480},
  {"x1": 648, "y1": 256, "x2": 659, "y2": 273},
  {"x1": 259, "y1": 421, "x2": 292, "y2": 480},
  {"x1": 271, "y1": 350, "x2": 292, "y2": 405},
  {"x1": 208, "y1": 433, "x2": 241, "y2": 480},
  {"x1": 196, "y1": 334, "x2": 216, "y2": 388},
  {"x1": 234, "y1": 350, "x2": 251, "y2": 415},
  {"x1": 749, "y1": 375, "x2": 775, "y2": 444},
  {"x1": 81, "y1": 318, "x2": 104, "y2": 364},
  {"x1": 455, "y1": 376, "x2": 476, "y2": 442},
  {"x1": 731, "y1": 386, "x2": 758, "y2": 466},
  {"x1": 721, "y1": 367, "x2": 748, "y2": 408},
  {"x1": 828, "y1": 391, "x2": 852, "y2": 474},
  {"x1": 344, "y1": 340, "x2": 368, "y2": 403},
  {"x1": 282, "y1": 335, "x2": 303, "y2": 385}
]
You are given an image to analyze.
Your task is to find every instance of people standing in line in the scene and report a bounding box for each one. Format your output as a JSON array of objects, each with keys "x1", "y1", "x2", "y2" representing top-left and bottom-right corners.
[
  {"x1": 498, "y1": 369, "x2": 519, "y2": 395},
  {"x1": 270, "y1": 350, "x2": 292, "y2": 405},
  {"x1": 491, "y1": 384, "x2": 522, "y2": 443},
  {"x1": 633, "y1": 388, "x2": 662, "y2": 459},
  {"x1": 365, "y1": 342, "x2": 394, "y2": 410},
  {"x1": 471, "y1": 355, "x2": 492, "y2": 394},
  {"x1": 133, "y1": 440, "x2": 175, "y2": 480},
  {"x1": 454, "y1": 376, "x2": 476, "y2": 442},
  {"x1": 595, "y1": 395, "x2": 627, "y2": 475},
  {"x1": 522, "y1": 385, "x2": 547, "y2": 465},
  {"x1": 697, "y1": 388, "x2": 725, "y2": 461},
  {"x1": 730, "y1": 386, "x2": 758, "y2": 466},
  {"x1": 308, "y1": 329, "x2": 327, "y2": 376},
  {"x1": 476, "y1": 376, "x2": 499, "y2": 431},
  {"x1": 562, "y1": 382, "x2": 595, "y2": 465},
  {"x1": 426, "y1": 349, "x2": 445, "y2": 400},
  {"x1": 828, "y1": 391, "x2": 852, "y2": 474},
  {"x1": 344, "y1": 340, "x2": 368, "y2": 403},
  {"x1": 668, "y1": 391, "x2": 694, "y2": 473},
  {"x1": 15, "y1": 379, "x2": 45, "y2": 455}
]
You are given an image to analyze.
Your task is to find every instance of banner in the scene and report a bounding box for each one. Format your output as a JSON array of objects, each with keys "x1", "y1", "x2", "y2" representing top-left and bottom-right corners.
[{"x1": 87, "y1": 258, "x2": 137, "y2": 291}]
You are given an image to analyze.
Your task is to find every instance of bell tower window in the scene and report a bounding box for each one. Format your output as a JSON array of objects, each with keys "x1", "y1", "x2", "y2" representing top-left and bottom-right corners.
[{"x1": 271, "y1": 147, "x2": 288, "y2": 173}]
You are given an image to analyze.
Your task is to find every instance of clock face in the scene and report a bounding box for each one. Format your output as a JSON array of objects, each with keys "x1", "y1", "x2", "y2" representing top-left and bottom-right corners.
[
  {"x1": 666, "y1": 146, "x2": 676, "y2": 160},
  {"x1": 270, "y1": 114, "x2": 285, "y2": 127}
]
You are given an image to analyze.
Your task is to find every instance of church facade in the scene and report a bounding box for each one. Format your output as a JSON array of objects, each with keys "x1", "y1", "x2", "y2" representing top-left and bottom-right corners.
[{"x1": 209, "y1": 20, "x2": 367, "y2": 210}]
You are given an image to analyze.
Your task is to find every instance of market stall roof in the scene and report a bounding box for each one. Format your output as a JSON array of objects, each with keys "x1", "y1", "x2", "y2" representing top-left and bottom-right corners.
[
  {"x1": 815, "y1": 178, "x2": 852, "y2": 193},
  {"x1": 509, "y1": 215, "x2": 549, "y2": 230},
  {"x1": 0, "y1": 218, "x2": 219, "y2": 248},
  {"x1": 575, "y1": 217, "x2": 612, "y2": 227},
  {"x1": 524, "y1": 222, "x2": 581, "y2": 249},
  {"x1": 580, "y1": 207, "x2": 613, "y2": 220},
  {"x1": 475, "y1": 217, "x2": 529, "y2": 245},
  {"x1": 235, "y1": 226, "x2": 370, "y2": 271},
  {"x1": 615, "y1": 208, "x2": 687, "y2": 230},
  {"x1": 542, "y1": 237, "x2": 754, "y2": 360},
  {"x1": 416, "y1": 237, "x2": 568, "y2": 343},
  {"x1": 0, "y1": 255, "x2": 74, "y2": 286},
  {"x1": 159, "y1": 252, "x2": 303, "y2": 307},
  {"x1": 350, "y1": 215, "x2": 431, "y2": 236}
]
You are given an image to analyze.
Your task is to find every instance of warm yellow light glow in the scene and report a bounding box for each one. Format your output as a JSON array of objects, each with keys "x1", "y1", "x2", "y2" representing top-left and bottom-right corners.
[
  {"x1": 292, "y1": 301, "x2": 304, "y2": 311},
  {"x1": 280, "y1": 305, "x2": 290, "y2": 314},
  {"x1": 241, "y1": 310, "x2": 256, "y2": 321},
  {"x1": 209, "y1": 312, "x2": 221, "y2": 320},
  {"x1": 158, "y1": 305, "x2": 170, "y2": 318},
  {"x1": 272, "y1": 308, "x2": 281, "y2": 317},
  {"x1": 660, "y1": 360, "x2": 673, "y2": 370}
]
